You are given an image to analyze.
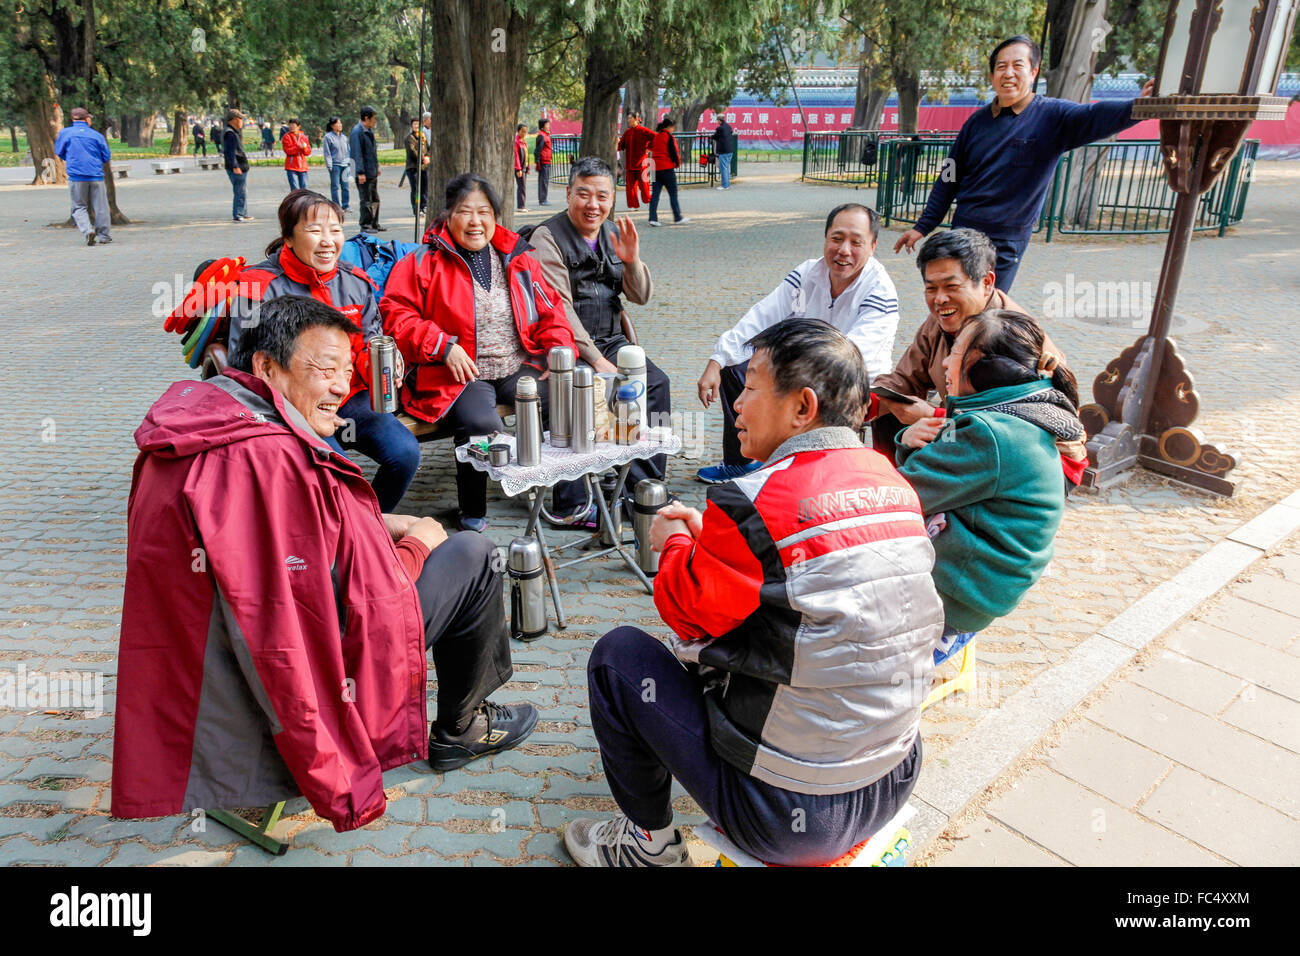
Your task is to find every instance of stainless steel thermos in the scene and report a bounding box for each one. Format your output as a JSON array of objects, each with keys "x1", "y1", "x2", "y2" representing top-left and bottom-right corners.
[
  {"x1": 571, "y1": 366, "x2": 595, "y2": 454},
  {"x1": 548, "y1": 346, "x2": 575, "y2": 448},
  {"x1": 633, "y1": 479, "x2": 669, "y2": 575},
  {"x1": 507, "y1": 537, "x2": 548, "y2": 641},
  {"x1": 368, "y1": 335, "x2": 402, "y2": 413},
  {"x1": 515, "y1": 376, "x2": 542, "y2": 466}
]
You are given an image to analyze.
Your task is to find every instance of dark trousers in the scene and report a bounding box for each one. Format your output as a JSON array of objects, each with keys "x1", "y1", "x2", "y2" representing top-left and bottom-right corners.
[
  {"x1": 226, "y1": 169, "x2": 248, "y2": 220},
  {"x1": 356, "y1": 176, "x2": 381, "y2": 229},
  {"x1": 338, "y1": 391, "x2": 422, "y2": 512},
  {"x1": 406, "y1": 166, "x2": 429, "y2": 215},
  {"x1": 414, "y1": 531, "x2": 513, "y2": 733},
  {"x1": 588, "y1": 627, "x2": 923, "y2": 866},
  {"x1": 719, "y1": 360, "x2": 750, "y2": 465},
  {"x1": 869, "y1": 411, "x2": 903, "y2": 467},
  {"x1": 515, "y1": 171, "x2": 527, "y2": 209},
  {"x1": 536, "y1": 163, "x2": 550, "y2": 205},
  {"x1": 648, "y1": 169, "x2": 682, "y2": 223},
  {"x1": 552, "y1": 334, "x2": 673, "y2": 514},
  {"x1": 442, "y1": 366, "x2": 548, "y2": 519}
]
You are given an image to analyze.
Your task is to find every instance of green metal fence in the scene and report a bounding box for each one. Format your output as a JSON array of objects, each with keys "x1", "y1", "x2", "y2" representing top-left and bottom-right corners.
[
  {"x1": 807, "y1": 132, "x2": 1260, "y2": 241},
  {"x1": 550, "y1": 133, "x2": 737, "y2": 188},
  {"x1": 802, "y1": 130, "x2": 939, "y2": 188}
]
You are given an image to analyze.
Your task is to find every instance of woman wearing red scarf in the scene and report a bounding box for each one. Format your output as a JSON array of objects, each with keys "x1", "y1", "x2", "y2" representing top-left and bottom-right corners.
[
  {"x1": 513, "y1": 124, "x2": 530, "y2": 212},
  {"x1": 228, "y1": 190, "x2": 421, "y2": 510}
]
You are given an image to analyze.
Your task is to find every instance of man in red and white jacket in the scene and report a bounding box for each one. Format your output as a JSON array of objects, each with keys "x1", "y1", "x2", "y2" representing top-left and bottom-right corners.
[{"x1": 564, "y1": 318, "x2": 944, "y2": 867}]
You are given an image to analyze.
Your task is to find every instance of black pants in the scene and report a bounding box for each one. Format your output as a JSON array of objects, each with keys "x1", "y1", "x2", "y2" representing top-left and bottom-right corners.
[
  {"x1": 515, "y1": 171, "x2": 527, "y2": 210},
  {"x1": 537, "y1": 163, "x2": 550, "y2": 205},
  {"x1": 588, "y1": 627, "x2": 923, "y2": 865},
  {"x1": 552, "y1": 334, "x2": 673, "y2": 513},
  {"x1": 356, "y1": 176, "x2": 381, "y2": 229},
  {"x1": 414, "y1": 531, "x2": 513, "y2": 734},
  {"x1": 718, "y1": 360, "x2": 750, "y2": 465},
  {"x1": 442, "y1": 366, "x2": 549, "y2": 519},
  {"x1": 869, "y1": 411, "x2": 903, "y2": 467},
  {"x1": 406, "y1": 166, "x2": 429, "y2": 215},
  {"x1": 648, "y1": 169, "x2": 682, "y2": 223}
]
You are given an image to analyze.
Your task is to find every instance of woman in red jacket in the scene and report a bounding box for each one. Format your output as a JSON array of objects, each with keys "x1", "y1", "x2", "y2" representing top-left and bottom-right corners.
[
  {"x1": 648, "y1": 116, "x2": 690, "y2": 226},
  {"x1": 380, "y1": 172, "x2": 575, "y2": 532},
  {"x1": 282, "y1": 118, "x2": 311, "y2": 191}
]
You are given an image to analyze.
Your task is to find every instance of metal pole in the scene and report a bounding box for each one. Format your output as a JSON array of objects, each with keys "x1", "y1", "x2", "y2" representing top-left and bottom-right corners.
[{"x1": 415, "y1": 1, "x2": 427, "y2": 243}]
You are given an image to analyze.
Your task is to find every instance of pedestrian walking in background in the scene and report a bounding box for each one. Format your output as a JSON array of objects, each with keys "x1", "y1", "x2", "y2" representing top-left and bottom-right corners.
[
  {"x1": 648, "y1": 117, "x2": 688, "y2": 226},
  {"x1": 323, "y1": 116, "x2": 352, "y2": 211},
  {"x1": 54, "y1": 106, "x2": 113, "y2": 246},
  {"x1": 282, "y1": 118, "x2": 311, "y2": 191},
  {"x1": 261, "y1": 122, "x2": 274, "y2": 157},
  {"x1": 513, "y1": 124, "x2": 529, "y2": 212},
  {"x1": 350, "y1": 105, "x2": 385, "y2": 232},
  {"x1": 534, "y1": 117, "x2": 553, "y2": 206},
  {"x1": 222, "y1": 109, "x2": 253, "y2": 223},
  {"x1": 210, "y1": 121, "x2": 222, "y2": 152},
  {"x1": 712, "y1": 116, "x2": 735, "y2": 190},
  {"x1": 192, "y1": 121, "x2": 207, "y2": 157},
  {"x1": 617, "y1": 110, "x2": 655, "y2": 210},
  {"x1": 404, "y1": 117, "x2": 430, "y2": 217}
]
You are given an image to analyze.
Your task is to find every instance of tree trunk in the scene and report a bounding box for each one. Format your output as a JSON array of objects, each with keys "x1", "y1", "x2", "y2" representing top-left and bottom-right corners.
[
  {"x1": 852, "y1": 41, "x2": 889, "y2": 129},
  {"x1": 126, "y1": 112, "x2": 158, "y2": 148},
  {"x1": 625, "y1": 73, "x2": 658, "y2": 121},
  {"x1": 1047, "y1": 0, "x2": 1109, "y2": 101},
  {"x1": 579, "y1": 44, "x2": 624, "y2": 172},
  {"x1": 169, "y1": 109, "x2": 189, "y2": 154},
  {"x1": 95, "y1": 115, "x2": 130, "y2": 224},
  {"x1": 22, "y1": 72, "x2": 66, "y2": 185},
  {"x1": 893, "y1": 68, "x2": 921, "y2": 133},
  {"x1": 424, "y1": 0, "x2": 530, "y2": 230},
  {"x1": 9, "y1": 127, "x2": 17, "y2": 152}
]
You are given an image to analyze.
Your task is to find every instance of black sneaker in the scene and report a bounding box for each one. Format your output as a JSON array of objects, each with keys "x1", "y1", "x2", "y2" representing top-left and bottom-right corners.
[
  {"x1": 428, "y1": 700, "x2": 538, "y2": 772},
  {"x1": 85, "y1": 233, "x2": 96, "y2": 246}
]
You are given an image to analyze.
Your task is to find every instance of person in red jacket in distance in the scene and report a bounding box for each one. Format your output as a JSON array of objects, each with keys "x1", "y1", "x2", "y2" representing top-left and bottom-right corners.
[{"x1": 282, "y1": 118, "x2": 311, "y2": 191}]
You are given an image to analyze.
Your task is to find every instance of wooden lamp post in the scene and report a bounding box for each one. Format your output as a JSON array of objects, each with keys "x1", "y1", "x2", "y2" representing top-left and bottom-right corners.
[{"x1": 1079, "y1": 0, "x2": 1298, "y2": 496}]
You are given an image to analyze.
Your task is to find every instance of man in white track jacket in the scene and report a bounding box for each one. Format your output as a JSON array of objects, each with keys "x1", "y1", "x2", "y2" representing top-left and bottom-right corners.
[{"x1": 695, "y1": 203, "x2": 900, "y2": 483}]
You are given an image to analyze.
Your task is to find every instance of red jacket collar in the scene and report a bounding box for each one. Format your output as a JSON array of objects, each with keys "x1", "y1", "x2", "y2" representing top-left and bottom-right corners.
[
  {"x1": 277, "y1": 244, "x2": 337, "y2": 294},
  {"x1": 422, "y1": 222, "x2": 525, "y2": 260}
]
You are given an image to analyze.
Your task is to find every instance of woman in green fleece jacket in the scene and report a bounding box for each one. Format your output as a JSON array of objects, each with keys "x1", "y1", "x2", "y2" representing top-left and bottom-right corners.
[{"x1": 895, "y1": 309, "x2": 1085, "y2": 666}]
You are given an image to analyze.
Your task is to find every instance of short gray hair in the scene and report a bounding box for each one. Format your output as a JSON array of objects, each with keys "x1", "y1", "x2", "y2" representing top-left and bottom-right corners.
[
  {"x1": 747, "y1": 318, "x2": 869, "y2": 428},
  {"x1": 568, "y1": 156, "x2": 615, "y2": 188}
]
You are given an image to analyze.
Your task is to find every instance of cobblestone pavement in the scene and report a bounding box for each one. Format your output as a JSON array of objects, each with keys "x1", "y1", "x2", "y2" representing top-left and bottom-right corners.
[
  {"x1": 0, "y1": 160, "x2": 1296, "y2": 865},
  {"x1": 920, "y1": 529, "x2": 1300, "y2": 867}
]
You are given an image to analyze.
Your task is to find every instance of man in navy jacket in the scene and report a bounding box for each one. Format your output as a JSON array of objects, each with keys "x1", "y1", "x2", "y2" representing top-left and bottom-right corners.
[
  {"x1": 894, "y1": 35, "x2": 1153, "y2": 292},
  {"x1": 54, "y1": 107, "x2": 113, "y2": 246}
]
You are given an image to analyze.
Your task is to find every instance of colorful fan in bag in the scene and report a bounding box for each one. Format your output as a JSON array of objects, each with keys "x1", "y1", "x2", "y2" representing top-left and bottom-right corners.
[{"x1": 163, "y1": 256, "x2": 246, "y2": 367}]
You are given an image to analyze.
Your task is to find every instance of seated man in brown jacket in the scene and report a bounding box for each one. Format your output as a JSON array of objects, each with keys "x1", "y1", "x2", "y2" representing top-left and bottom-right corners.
[{"x1": 871, "y1": 227, "x2": 1067, "y2": 463}]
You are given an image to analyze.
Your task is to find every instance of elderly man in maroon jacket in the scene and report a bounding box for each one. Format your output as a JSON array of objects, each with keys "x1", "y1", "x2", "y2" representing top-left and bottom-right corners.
[{"x1": 111, "y1": 295, "x2": 536, "y2": 833}]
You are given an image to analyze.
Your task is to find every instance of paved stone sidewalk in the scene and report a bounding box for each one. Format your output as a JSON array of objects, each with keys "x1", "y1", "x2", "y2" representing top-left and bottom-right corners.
[
  {"x1": 1, "y1": 160, "x2": 1298, "y2": 865},
  {"x1": 921, "y1": 527, "x2": 1300, "y2": 867}
]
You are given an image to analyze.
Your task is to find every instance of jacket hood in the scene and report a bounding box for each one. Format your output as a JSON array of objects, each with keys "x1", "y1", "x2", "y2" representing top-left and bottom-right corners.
[{"x1": 135, "y1": 368, "x2": 341, "y2": 463}]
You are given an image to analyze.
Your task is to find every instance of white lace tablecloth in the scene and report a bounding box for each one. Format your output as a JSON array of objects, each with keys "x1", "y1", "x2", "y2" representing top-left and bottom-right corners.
[{"x1": 455, "y1": 431, "x2": 682, "y2": 497}]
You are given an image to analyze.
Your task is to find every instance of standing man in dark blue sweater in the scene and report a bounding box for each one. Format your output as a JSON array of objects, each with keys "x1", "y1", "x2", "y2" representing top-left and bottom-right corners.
[
  {"x1": 894, "y1": 35, "x2": 1153, "y2": 292},
  {"x1": 222, "y1": 109, "x2": 252, "y2": 223}
]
